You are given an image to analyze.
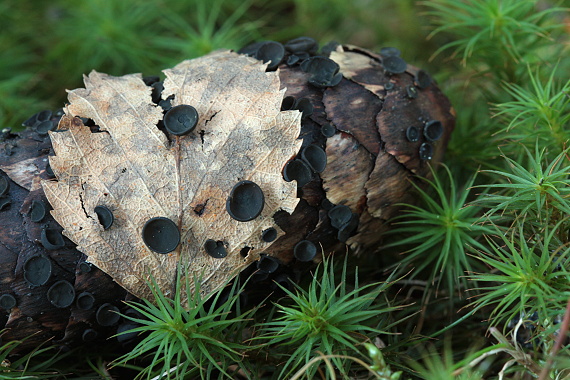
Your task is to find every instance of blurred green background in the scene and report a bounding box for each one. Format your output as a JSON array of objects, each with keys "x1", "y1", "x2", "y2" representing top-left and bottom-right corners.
[{"x1": 0, "y1": 0, "x2": 444, "y2": 130}]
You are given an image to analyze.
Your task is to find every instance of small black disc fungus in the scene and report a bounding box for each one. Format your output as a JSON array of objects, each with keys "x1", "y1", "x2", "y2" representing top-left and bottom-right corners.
[
  {"x1": 328, "y1": 205, "x2": 352, "y2": 229},
  {"x1": 23, "y1": 255, "x2": 52, "y2": 286},
  {"x1": 415, "y1": 70, "x2": 432, "y2": 89},
  {"x1": 281, "y1": 96, "x2": 296, "y2": 111},
  {"x1": 321, "y1": 123, "x2": 336, "y2": 138},
  {"x1": 151, "y1": 82, "x2": 164, "y2": 104},
  {"x1": 337, "y1": 213, "x2": 359, "y2": 243},
  {"x1": 96, "y1": 303, "x2": 121, "y2": 326},
  {"x1": 380, "y1": 47, "x2": 401, "y2": 57},
  {"x1": 79, "y1": 261, "x2": 92, "y2": 273},
  {"x1": 36, "y1": 120, "x2": 56, "y2": 136},
  {"x1": 301, "y1": 57, "x2": 342, "y2": 88},
  {"x1": 29, "y1": 200, "x2": 47, "y2": 223},
  {"x1": 82, "y1": 329, "x2": 98, "y2": 342},
  {"x1": 283, "y1": 159, "x2": 313, "y2": 187},
  {"x1": 94, "y1": 205, "x2": 114, "y2": 230},
  {"x1": 294, "y1": 240, "x2": 317, "y2": 262},
  {"x1": 301, "y1": 144, "x2": 327, "y2": 173},
  {"x1": 257, "y1": 254, "x2": 280, "y2": 274},
  {"x1": 0, "y1": 198, "x2": 11, "y2": 211},
  {"x1": 142, "y1": 217, "x2": 180, "y2": 254},
  {"x1": 256, "y1": 41, "x2": 285, "y2": 71},
  {"x1": 204, "y1": 239, "x2": 228, "y2": 259},
  {"x1": 41, "y1": 228, "x2": 65, "y2": 250},
  {"x1": 47, "y1": 280, "x2": 75, "y2": 308},
  {"x1": 406, "y1": 126, "x2": 419, "y2": 142},
  {"x1": 385, "y1": 82, "x2": 394, "y2": 90},
  {"x1": 293, "y1": 98, "x2": 313, "y2": 119},
  {"x1": 0, "y1": 175, "x2": 9, "y2": 197},
  {"x1": 261, "y1": 227, "x2": 277, "y2": 243},
  {"x1": 382, "y1": 55, "x2": 407, "y2": 74},
  {"x1": 164, "y1": 105, "x2": 199, "y2": 136},
  {"x1": 419, "y1": 142, "x2": 433, "y2": 160},
  {"x1": 285, "y1": 36, "x2": 318, "y2": 55},
  {"x1": 0, "y1": 294, "x2": 16, "y2": 310},
  {"x1": 406, "y1": 85, "x2": 418, "y2": 99},
  {"x1": 226, "y1": 180, "x2": 265, "y2": 222},
  {"x1": 76, "y1": 292, "x2": 95, "y2": 310},
  {"x1": 45, "y1": 162, "x2": 55, "y2": 178},
  {"x1": 424, "y1": 120, "x2": 443, "y2": 142}
]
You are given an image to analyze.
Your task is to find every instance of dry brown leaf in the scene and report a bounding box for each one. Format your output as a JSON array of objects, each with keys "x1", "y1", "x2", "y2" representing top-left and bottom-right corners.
[{"x1": 42, "y1": 51, "x2": 302, "y2": 301}]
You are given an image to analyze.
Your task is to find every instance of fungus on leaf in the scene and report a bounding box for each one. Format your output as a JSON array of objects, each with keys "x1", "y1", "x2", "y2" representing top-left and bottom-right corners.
[{"x1": 41, "y1": 51, "x2": 302, "y2": 302}]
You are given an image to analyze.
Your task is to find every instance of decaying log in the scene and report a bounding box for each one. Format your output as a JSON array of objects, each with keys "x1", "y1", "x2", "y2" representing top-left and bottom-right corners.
[{"x1": 0, "y1": 41, "x2": 454, "y2": 353}]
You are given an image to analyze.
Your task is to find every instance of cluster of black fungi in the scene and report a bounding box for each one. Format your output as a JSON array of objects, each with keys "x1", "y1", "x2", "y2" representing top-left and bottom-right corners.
[{"x1": 377, "y1": 47, "x2": 441, "y2": 161}]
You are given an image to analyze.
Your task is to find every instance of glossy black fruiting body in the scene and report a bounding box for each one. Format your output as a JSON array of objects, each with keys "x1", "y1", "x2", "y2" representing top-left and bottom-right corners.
[
  {"x1": 94, "y1": 205, "x2": 114, "y2": 230},
  {"x1": 96, "y1": 303, "x2": 121, "y2": 326},
  {"x1": 380, "y1": 47, "x2": 401, "y2": 57},
  {"x1": 142, "y1": 217, "x2": 180, "y2": 254},
  {"x1": 281, "y1": 96, "x2": 296, "y2": 111},
  {"x1": 29, "y1": 200, "x2": 47, "y2": 222},
  {"x1": 406, "y1": 85, "x2": 418, "y2": 99},
  {"x1": 256, "y1": 41, "x2": 285, "y2": 71},
  {"x1": 301, "y1": 145, "x2": 327, "y2": 173},
  {"x1": 23, "y1": 255, "x2": 52, "y2": 286},
  {"x1": 294, "y1": 98, "x2": 313, "y2": 119},
  {"x1": 204, "y1": 239, "x2": 228, "y2": 259},
  {"x1": 47, "y1": 280, "x2": 75, "y2": 308},
  {"x1": 300, "y1": 57, "x2": 342, "y2": 88},
  {"x1": 283, "y1": 159, "x2": 313, "y2": 187},
  {"x1": 163, "y1": 105, "x2": 199, "y2": 136},
  {"x1": 0, "y1": 175, "x2": 9, "y2": 197},
  {"x1": 226, "y1": 180, "x2": 265, "y2": 222},
  {"x1": 0, "y1": 294, "x2": 16, "y2": 310},
  {"x1": 382, "y1": 55, "x2": 407, "y2": 74},
  {"x1": 41, "y1": 228, "x2": 65, "y2": 250},
  {"x1": 76, "y1": 292, "x2": 95, "y2": 310},
  {"x1": 321, "y1": 123, "x2": 336, "y2": 138},
  {"x1": 261, "y1": 227, "x2": 277, "y2": 243},
  {"x1": 406, "y1": 126, "x2": 419, "y2": 142},
  {"x1": 294, "y1": 240, "x2": 317, "y2": 262},
  {"x1": 328, "y1": 205, "x2": 352, "y2": 229},
  {"x1": 415, "y1": 70, "x2": 432, "y2": 89},
  {"x1": 285, "y1": 37, "x2": 318, "y2": 55},
  {"x1": 82, "y1": 329, "x2": 98, "y2": 342},
  {"x1": 36, "y1": 120, "x2": 56, "y2": 136},
  {"x1": 257, "y1": 254, "x2": 280, "y2": 274},
  {"x1": 419, "y1": 142, "x2": 433, "y2": 160},
  {"x1": 424, "y1": 120, "x2": 443, "y2": 142}
]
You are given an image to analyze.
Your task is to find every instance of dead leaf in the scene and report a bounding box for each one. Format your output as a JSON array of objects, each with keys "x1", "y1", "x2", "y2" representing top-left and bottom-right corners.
[{"x1": 42, "y1": 51, "x2": 302, "y2": 301}]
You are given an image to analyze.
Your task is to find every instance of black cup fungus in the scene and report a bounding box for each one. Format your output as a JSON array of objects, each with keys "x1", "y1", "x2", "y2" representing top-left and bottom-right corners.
[
  {"x1": 257, "y1": 255, "x2": 280, "y2": 274},
  {"x1": 142, "y1": 217, "x2": 180, "y2": 254},
  {"x1": 419, "y1": 142, "x2": 433, "y2": 160},
  {"x1": 226, "y1": 180, "x2": 265, "y2": 222},
  {"x1": 283, "y1": 159, "x2": 313, "y2": 187},
  {"x1": 382, "y1": 56, "x2": 407, "y2": 74},
  {"x1": 406, "y1": 126, "x2": 419, "y2": 142},
  {"x1": 301, "y1": 145, "x2": 327, "y2": 173},
  {"x1": 328, "y1": 205, "x2": 352, "y2": 229},
  {"x1": 82, "y1": 329, "x2": 98, "y2": 342},
  {"x1": 424, "y1": 120, "x2": 443, "y2": 142},
  {"x1": 30, "y1": 200, "x2": 47, "y2": 223},
  {"x1": 23, "y1": 255, "x2": 52, "y2": 286},
  {"x1": 94, "y1": 205, "x2": 114, "y2": 230},
  {"x1": 0, "y1": 175, "x2": 9, "y2": 197},
  {"x1": 76, "y1": 292, "x2": 95, "y2": 310},
  {"x1": 261, "y1": 227, "x2": 277, "y2": 243},
  {"x1": 41, "y1": 228, "x2": 65, "y2": 250},
  {"x1": 204, "y1": 239, "x2": 228, "y2": 259},
  {"x1": 96, "y1": 303, "x2": 121, "y2": 326},
  {"x1": 415, "y1": 70, "x2": 432, "y2": 89},
  {"x1": 380, "y1": 47, "x2": 401, "y2": 57},
  {"x1": 294, "y1": 240, "x2": 317, "y2": 262},
  {"x1": 164, "y1": 105, "x2": 199, "y2": 136},
  {"x1": 47, "y1": 281, "x2": 76, "y2": 308},
  {"x1": 256, "y1": 41, "x2": 285, "y2": 71},
  {"x1": 321, "y1": 123, "x2": 336, "y2": 138},
  {"x1": 0, "y1": 294, "x2": 16, "y2": 310}
]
